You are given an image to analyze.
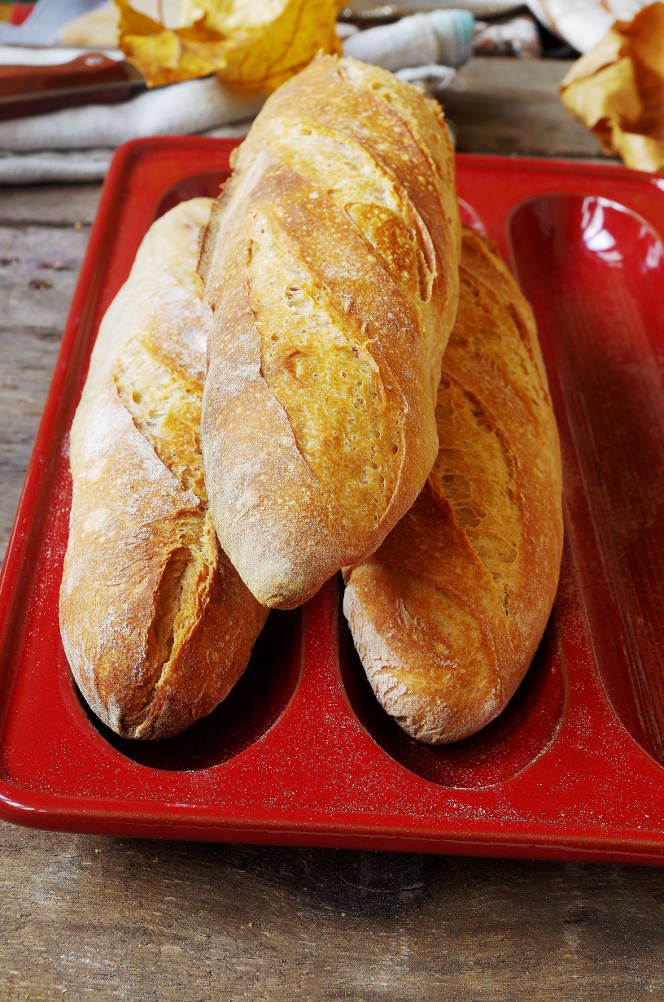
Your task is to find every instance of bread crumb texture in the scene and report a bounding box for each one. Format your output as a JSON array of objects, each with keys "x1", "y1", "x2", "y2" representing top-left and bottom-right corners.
[
  {"x1": 59, "y1": 199, "x2": 268, "y2": 739},
  {"x1": 343, "y1": 227, "x2": 563, "y2": 744},
  {"x1": 201, "y1": 55, "x2": 461, "y2": 608}
]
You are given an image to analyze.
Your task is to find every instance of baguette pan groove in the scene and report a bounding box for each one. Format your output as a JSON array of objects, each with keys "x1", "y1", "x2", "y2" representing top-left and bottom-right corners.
[
  {"x1": 200, "y1": 55, "x2": 461, "y2": 609},
  {"x1": 343, "y1": 227, "x2": 564, "y2": 744},
  {"x1": 59, "y1": 199, "x2": 268, "y2": 740}
]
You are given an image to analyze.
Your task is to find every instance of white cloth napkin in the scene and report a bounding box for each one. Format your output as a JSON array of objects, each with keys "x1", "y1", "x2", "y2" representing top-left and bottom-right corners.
[
  {"x1": 396, "y1": 64, "x2": 456, "y2": 89},
  {"x1": 342, "y1": 11, "x2": 474, "y2": 71},
  {"x1": 0, "y1": 75, "x2": 266, "y2": 152},
  {"x1": 526, "y1": 0, "x2": 650, "y2": 53}
]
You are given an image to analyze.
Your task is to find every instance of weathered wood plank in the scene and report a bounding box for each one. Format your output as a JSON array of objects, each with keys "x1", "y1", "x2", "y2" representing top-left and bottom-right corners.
[
  {"x1": 0, "y1": 204, "x2": 96, "y2": 561},
  {"x1": 0, "y1": 327, "x2": 62, "y2": 552},
  {"x1": 0, "y1": 224, "x2": 91, "y2": 329},
  {"x1": 441, "y1": 57, "x2": 613, "y2": 159},
  {"x1": 0, "y1": 183, "x2": 102, "y2": 226},
  {"x1": 1, "y1": 830, "x2": 663, "y2": 1000}
]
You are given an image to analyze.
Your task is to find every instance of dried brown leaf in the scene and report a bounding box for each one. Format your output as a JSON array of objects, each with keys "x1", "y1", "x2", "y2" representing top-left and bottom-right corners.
[
  {"x1": 113, "y1": 0, "x2": 342, "y2": 90},
  {"x1": 560, "y1": 2, "x2": 664, "y2": 172}
]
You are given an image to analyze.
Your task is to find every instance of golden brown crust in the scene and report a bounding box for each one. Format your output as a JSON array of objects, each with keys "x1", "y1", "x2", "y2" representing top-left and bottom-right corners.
[
  {"x1": 201, "y1": 55, "x2": 461, "y2": 609},
  {"x1": 59, "y1": 199, "x2": 268, "y2": 740},
  {"x1": 343, "y1": 227, "x2": 563, "y2": 743}
]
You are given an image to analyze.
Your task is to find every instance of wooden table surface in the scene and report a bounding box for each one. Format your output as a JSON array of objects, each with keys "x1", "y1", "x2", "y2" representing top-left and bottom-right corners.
[{"x1": 1, "y1": 58, "x2": 662, "y2": 1000}]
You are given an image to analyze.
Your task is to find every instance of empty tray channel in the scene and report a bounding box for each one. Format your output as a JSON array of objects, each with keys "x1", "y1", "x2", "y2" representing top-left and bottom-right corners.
[{"x1": 509, "y1": 192, "x2": 664, "y2": 766}]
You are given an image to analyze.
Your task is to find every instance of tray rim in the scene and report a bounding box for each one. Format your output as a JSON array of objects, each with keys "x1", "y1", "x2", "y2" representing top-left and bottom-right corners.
[{"x1": 2, "y1": 137, "x2": 664, "y2": 860}]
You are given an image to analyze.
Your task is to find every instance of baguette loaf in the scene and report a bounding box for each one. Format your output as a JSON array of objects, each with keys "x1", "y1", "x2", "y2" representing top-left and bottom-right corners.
[
  {"x1": 343, "y1": 227, "x2": 563, "y2": 743},
  {"x1": 200, "y1": 55, "x2": 461, "y2": 610},
  {"x1": 59, "y1": 199, "x2": 268, "y2": 740}
]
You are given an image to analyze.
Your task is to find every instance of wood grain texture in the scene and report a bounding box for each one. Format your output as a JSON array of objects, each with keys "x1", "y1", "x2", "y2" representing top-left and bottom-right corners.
[
  {"x1": 1, "y1": 829, "x2": 663, "y2": 1000},
  {"x1": 0, "y1": 328, "x2": 61, "y2": 509},
  {"x1": 0, "y1": 73, "x2": 658, "y2": 1000},
  {"x1": 0, "y1": 183, "x2": 102, "y2": 225},
  {"x1": 0, "y1": 188, "x2": 100, "y2": 562},
  {"x1": 441, "y1": 58, "x2": 617, "y2": 159}
]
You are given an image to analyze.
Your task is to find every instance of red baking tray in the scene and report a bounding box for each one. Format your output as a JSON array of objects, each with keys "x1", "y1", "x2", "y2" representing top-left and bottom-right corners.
[{"x1": 2, "y1": 137, "x2": 664, "y2": 862}]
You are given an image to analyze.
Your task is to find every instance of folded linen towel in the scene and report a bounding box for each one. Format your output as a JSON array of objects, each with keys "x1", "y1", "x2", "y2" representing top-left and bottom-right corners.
[
  {"x1": 0, "y1": 117, "x2": 253, "y2": 184},
  {"x1": 0, "y1": 148, "x2": 113, "y2": 183},
  {"x1": 0, "y1": 74, "x2": 266, "y2": 152}
]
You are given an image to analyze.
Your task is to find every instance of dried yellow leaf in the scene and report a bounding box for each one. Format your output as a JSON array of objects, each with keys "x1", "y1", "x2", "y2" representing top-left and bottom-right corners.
[
  {"x1": 113, "y1": 0, "x2": 343, "y2": 91},
  {"x1": 560, "y1": 2, "x2": 664, "y2": 173},
  {"x1": 563, "y1": 56, "x2": 642, "y2": 129}
]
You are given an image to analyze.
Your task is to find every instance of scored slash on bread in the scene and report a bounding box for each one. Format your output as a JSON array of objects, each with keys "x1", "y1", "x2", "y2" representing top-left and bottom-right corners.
[
  {"x1": 343, "y1": 227, "x2": 564, "y2": 744},
  {"x1": 199, "y1": 54, "x2": 462, "y2": 610},
  {"x1": 59, "y1": 199, "x2": 268, "y2": 740}
]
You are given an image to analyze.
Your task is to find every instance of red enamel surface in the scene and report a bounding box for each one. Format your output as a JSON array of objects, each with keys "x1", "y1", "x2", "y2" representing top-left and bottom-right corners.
[
  {"x1": 510, "y1": 194, "x2": 664, "y2": 769},
  {"x1": 1, "y1": 139, "x2": 664, "y2": 860}
]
